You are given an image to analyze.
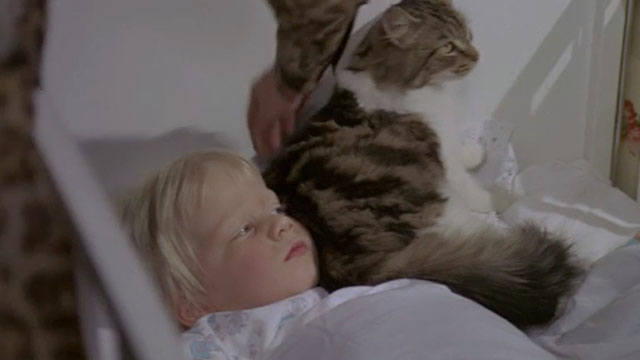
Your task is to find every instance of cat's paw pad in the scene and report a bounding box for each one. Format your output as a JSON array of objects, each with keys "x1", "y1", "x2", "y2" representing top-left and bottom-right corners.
[{"x1": 462, "y1": 142, "x2": 485, "y2": 170}]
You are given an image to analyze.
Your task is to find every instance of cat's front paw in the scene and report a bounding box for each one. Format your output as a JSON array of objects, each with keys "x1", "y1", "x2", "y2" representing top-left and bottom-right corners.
[
  {"x1": 490, "y1": 186, "x2": 512, "y2": 213},
  {"x1": 467, "y1": 188, "x2": 494, "y2": 213},
  {"x1": 462, "y1": 141, "x2": 485, "y2": 170},
  {"x1": 467, "y1": 186, "x2": 512, "y2": 213}
]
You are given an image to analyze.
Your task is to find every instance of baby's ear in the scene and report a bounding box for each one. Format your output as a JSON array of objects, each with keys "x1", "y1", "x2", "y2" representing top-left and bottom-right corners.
[
  {"x1": 175, "y1": 300, "x2": 208, "y2": 328},
  {"x1": 381, "y1": 6, "x2": 420, "y2": 49}
]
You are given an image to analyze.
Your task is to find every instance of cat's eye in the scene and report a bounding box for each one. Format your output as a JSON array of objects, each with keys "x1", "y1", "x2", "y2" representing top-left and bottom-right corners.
[{"x1": 440, "y1": 42, "x2": 456, "y2": 55}]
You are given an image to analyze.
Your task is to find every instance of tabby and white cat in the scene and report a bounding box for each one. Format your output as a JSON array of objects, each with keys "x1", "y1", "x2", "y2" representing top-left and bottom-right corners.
[{"x1": 263, "y1": 0, "x2": 582, "y2": 329}]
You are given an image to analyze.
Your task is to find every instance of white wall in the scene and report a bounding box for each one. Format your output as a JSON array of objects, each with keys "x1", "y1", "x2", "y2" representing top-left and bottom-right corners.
[
  {"x1": 43, "y1": 0, "x2": 625, "y2": 173},
  {"x1": 43, "y1": 0, "x2": 394, "y2": 158}
]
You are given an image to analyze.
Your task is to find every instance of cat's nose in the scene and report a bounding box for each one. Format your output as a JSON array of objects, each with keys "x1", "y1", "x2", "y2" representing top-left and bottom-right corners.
[{"x1": 466, "y1": 47, "x2": 479, "y2": 62}]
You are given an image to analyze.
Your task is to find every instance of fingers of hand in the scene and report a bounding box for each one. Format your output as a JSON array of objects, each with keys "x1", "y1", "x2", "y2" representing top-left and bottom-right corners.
[{"x1": 267, "y1": 119, "x2": 281, "y2": 156}]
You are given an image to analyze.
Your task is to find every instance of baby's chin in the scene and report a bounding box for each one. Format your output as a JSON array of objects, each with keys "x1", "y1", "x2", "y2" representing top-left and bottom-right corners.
[
  {"x1": 297, "y1": 272, "x2": 319, "y2": 293},
  {"x1": 295, "y1": 252, "x2": 319, "y2": 290}
]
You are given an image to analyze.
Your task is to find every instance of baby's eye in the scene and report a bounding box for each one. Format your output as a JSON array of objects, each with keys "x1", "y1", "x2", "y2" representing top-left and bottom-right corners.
[
  {"x1": 236, "y1": 224, "x2": 254, "y2": 238},
  {"x1": 271, "y1": 204, "x2": 287, "y2": 215}
]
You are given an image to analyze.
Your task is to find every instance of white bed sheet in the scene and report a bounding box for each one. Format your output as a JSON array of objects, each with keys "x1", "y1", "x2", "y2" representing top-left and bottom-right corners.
[
  {"x1": 180, "y1": 242, "x2": 640, "y2": 360},
  {"x1": 270, "y1": 244, "x2": 640, "y2": 360},
  {"x1": 502, "y1": 159, "x2": 640, "y2": 263},
  {"x1": 266, "y1": 279, "x2": 555, "y2": 360}
]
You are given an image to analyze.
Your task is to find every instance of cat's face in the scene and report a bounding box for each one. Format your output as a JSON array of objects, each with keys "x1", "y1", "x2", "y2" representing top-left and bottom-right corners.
[{"x1": 348, "y1": 0, "x2": 478, "y2": 89}]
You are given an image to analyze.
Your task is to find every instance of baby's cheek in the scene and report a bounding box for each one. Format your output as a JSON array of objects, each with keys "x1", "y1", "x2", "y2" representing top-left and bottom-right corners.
[{"x1": 234, "y1": 247, "x2": 282, "y2": 284}]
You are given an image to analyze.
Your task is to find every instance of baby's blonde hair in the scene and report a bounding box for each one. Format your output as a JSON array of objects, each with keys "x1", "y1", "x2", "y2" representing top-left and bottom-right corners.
[{"x1": 120, "y1": 149, "x2": 259, "y2": 310}]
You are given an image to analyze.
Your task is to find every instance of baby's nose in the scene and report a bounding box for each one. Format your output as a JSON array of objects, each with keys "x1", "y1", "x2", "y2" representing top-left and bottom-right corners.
[{"x1": 269, "y1": 215, "x2": 294, "y2": 240}]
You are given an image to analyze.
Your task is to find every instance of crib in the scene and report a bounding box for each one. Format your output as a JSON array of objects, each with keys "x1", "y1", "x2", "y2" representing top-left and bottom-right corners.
[{"x1": 35, "y1": 0, "x2": 640, "y2": 359}]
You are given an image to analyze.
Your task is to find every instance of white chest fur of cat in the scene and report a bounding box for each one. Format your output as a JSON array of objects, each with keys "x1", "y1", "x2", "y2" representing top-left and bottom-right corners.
[
  {"x1": 332, "y1": 4, "x2": 504, "y2": 237},
  {"x1": 336, "y1": 68, "x2": 498, "y2": 232}
]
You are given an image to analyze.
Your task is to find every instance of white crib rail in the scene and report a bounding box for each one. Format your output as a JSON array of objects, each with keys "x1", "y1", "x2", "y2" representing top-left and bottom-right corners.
[{"x1": 34, "y1": 92, "x2": 183, "y2": 360}]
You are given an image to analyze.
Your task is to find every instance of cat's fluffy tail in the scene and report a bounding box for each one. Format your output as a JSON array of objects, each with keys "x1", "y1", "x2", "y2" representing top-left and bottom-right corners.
[{"x1": 379, "y1": 223, "x2": 584, "y2": 329}]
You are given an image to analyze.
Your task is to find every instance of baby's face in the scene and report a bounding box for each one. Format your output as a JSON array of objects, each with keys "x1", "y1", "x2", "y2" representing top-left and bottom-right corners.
[{"x1": 194, "y1": 170, "x2": 318, "y2": 314}]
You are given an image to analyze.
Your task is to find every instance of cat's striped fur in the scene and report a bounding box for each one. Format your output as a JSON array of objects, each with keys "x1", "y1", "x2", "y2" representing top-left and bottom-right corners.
[{"x1": 264, "y1": 0, "x2": 582, "y2": 329}]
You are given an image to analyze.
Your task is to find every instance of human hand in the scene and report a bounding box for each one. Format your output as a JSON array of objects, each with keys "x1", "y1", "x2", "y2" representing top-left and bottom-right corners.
[{"x1": 247, "y1": 68, "x2": 306, "y2": 158}]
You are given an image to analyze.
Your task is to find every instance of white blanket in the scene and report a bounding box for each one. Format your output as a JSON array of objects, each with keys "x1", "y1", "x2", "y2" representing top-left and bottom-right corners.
[
  {"x1": 183, "y1": 244, "x2": 640, "y2": 360},
  {"x1": 267, "y1": 280, "x2": 556, "y2": 360},
  {"x1": 181, "y1": 279, "x2": 556, "y2": 360}
]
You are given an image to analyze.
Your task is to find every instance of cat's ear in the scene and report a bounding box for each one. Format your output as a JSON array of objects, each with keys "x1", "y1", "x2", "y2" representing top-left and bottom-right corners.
[
  {"x1": 347, "y1": 40, "x2": 372, "y2": 71},
  {"x1": 381, "y1": 6, "x2": 419, "y2": 49}
]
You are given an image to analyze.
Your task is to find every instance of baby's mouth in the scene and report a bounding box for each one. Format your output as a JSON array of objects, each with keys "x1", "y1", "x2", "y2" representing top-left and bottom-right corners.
[{"x1": 285, "y1": 241, "x2": 308, "y2": 261}]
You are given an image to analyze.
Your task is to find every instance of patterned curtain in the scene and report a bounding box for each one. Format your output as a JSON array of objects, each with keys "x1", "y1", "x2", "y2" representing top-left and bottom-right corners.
[{"x1": 0, "y1": 0, "x2": 85, "y2": 359}]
